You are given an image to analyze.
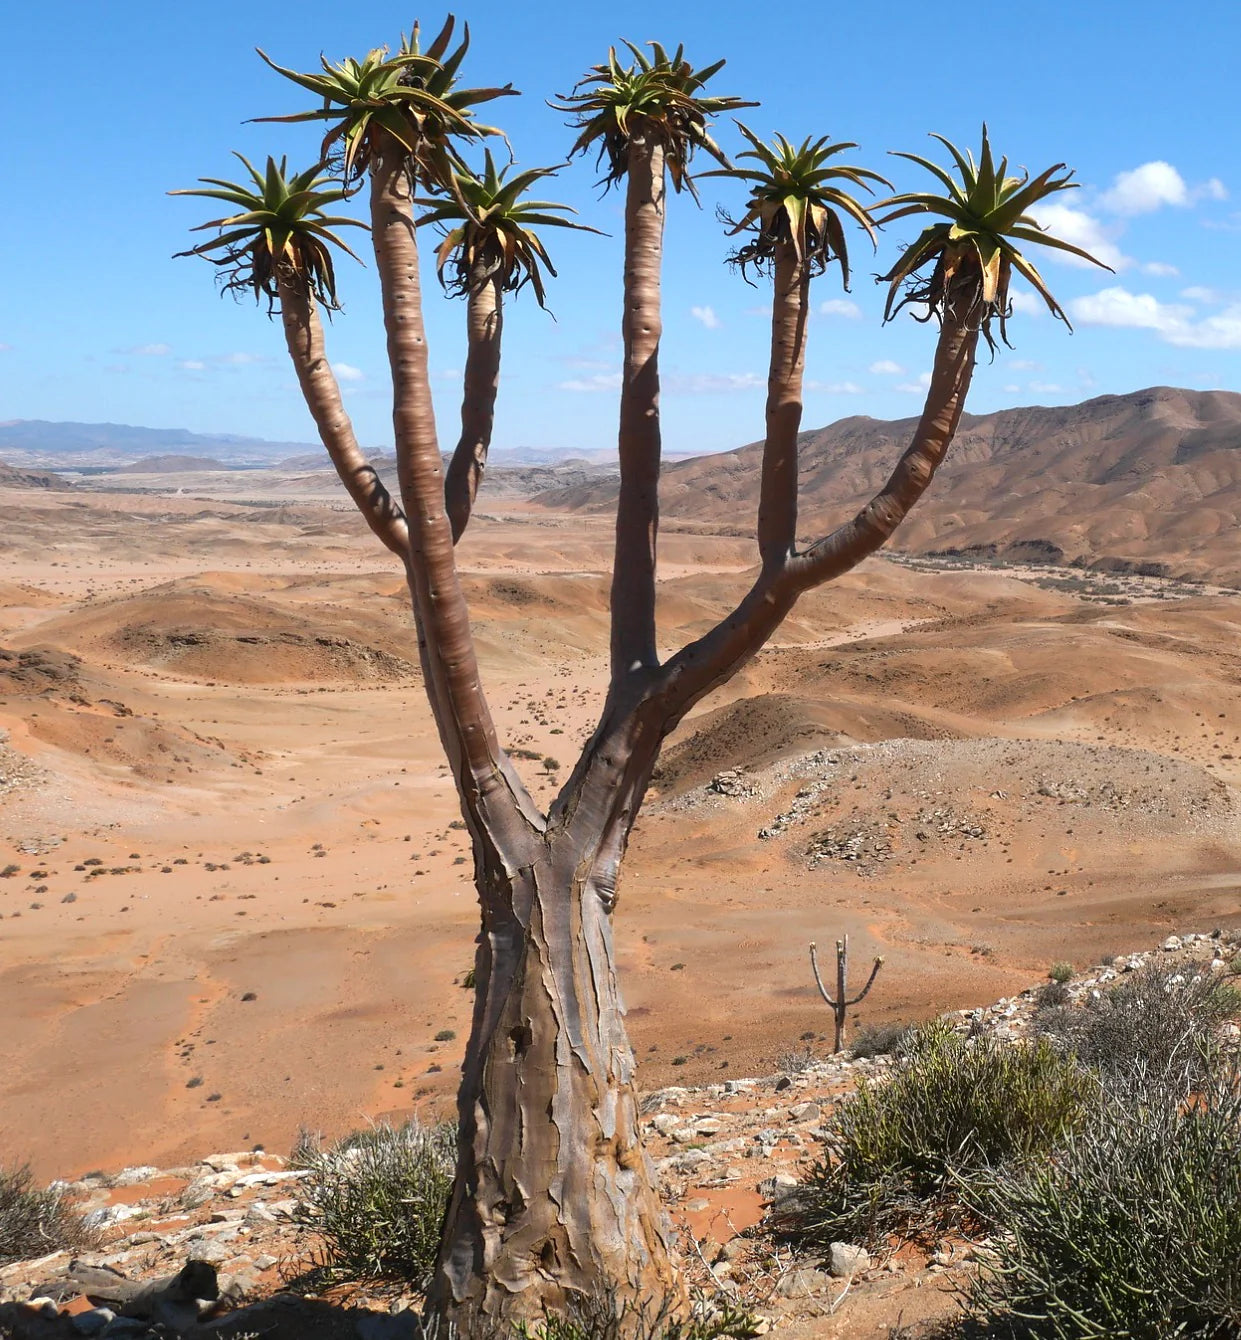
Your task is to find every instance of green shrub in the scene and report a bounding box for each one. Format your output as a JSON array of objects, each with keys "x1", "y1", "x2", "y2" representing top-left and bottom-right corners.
[
  {"x1": 775, "y1": 1021, "x2": 1090, "y2": 1250},
  {"x1": 850, "y1": 1021, "x2": 913, "y2": 1059},
  {"x1": 965, "y1": 1074, "x2": 1241, "y2": 1338},
  {"x1": 290, "y1": 1119, "x2": 455, "y2": 1287},
  {"x1": 1047, "y1": 962, "x2": 1074, "y2": 984},
  {"x1": 1034, "y1": 981, "x2": 1070, "y2": 1011},
  {"x1": 0, "y1": 1164, "x2": 96, "y2": 1265},
  {"x1": 1034, "y1": 962, "x2": 1241, "y2": 1100}
]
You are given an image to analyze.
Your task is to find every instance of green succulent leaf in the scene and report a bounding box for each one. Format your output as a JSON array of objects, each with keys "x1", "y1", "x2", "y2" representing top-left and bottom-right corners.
[
  {"x1": 702, "y1": 122, "x2": 889, "y2": 287},
  {"x1": 553, "y1": 41, "x2": 756, "y2": 198},
  {"x1": 253, "y1": 17, "x2": 517, "y2": 195},
  {"x1": 875, "y1": 124, "x2": 1112, "y2": 348},
  {"x1": 414, "y1": 149, "x2": 602, "y2": 308},
  {"x1": 171, "y1": 155, "x2": 366, "y2": 311}
]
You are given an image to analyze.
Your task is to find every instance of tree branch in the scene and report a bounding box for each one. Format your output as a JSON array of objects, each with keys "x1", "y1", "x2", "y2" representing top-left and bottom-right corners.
[
  {"x1": 786, "y1": 308, "x2": 978, "y2": 591},
  {"x1": 757, "y1": 246, "x2": 809, "y2": 568},
  {"x1": 611, "y1": 131, "x2": 666, "y2": 678},
  {"x1": 654, "y1": 307, "x2": 980, "y2": 727},
  {"x1": 276, "y1": 270, "x2": 410, "y2": 560},
  {"x1": 370, "y1": 133, "x2": 542, "y2": 841},
  {"x1": 445, "y1": 271, "x2": 503, "y2": 543}
]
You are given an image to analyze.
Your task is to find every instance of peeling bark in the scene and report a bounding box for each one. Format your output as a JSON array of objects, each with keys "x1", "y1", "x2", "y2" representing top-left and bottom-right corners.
[{"x1": 430, "y1": 838, "x2": 679, "y2": 1327}]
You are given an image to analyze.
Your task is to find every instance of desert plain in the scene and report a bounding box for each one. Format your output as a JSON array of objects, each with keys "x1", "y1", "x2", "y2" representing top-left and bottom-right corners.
[{"x1": 4, "y1": 415, "x2": 1241, "y2": 1182}]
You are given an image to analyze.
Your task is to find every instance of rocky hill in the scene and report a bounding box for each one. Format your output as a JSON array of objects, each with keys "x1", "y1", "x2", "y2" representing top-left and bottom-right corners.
[{"x1": 538, "y1": 386, "x2": 1241, "y2": 584}]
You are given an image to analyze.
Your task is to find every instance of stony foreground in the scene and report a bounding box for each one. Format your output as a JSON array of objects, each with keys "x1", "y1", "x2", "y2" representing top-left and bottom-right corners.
[{"x1": 2, "y1": 931, "x2": 1237, "y2": 1340}]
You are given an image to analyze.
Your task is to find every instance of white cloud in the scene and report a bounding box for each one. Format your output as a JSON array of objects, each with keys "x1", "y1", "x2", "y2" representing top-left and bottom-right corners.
[
  {"x1": 558, "y1": 372, "x2": 623, "y2": 393},
  {"x1": 125, "y1": 342, "x2": 172, "y2": 356},
  {"x1": 804, "y1": 380, "x2": 864, "y2": 394},
  {"x1": 895, "y1": 371, "x2": 933, "y2": 394},
  {"x1": 1028, "y1": 203, "x2": 1127, "y2": 270},
  {"x1": 333, "y1": 362, "x2": 365, "y2": 382},
  {"x1": 1068, "y1": 285, "x2": 1241, "y2": 349},
  {"x1": 1099, "y1": 161, "x2": 1190, "y2": 215},
  {"x1": 1069, "y1": 286, "x2": 1191, "y2": 331},
  {"x1": 1141, "y1": 261, "x2": 1180, "y2": 277},
  {"x1": 1029, "y1": 381, "x2": 1063, "y2": 394},
  {"x1": 868, "y1": 359, "x2": 904, "y2": 375},
  {"x1": 690, "y1": 305, "x2": 721, "y2": 329},
  {"x1": 745, "y1": 303, "x2": 773, "y2": 318},
  {"x1": 1003, "y1": 383, "x2": 1021, "y2": 394},
  {"x1": 218, "y1": 351, "x2": 265, "y2": 366},
  {"x1": 818, "y1": 298, "x2": 862, "y2": 319},
  {"x1": 177, "y1": 359, "x2": 206, "y2": 371},
  {"x1": 1009, "y1": 358, "x2": 1041, "y2": 371},
  {"x1": 1098, "y1": 162, "x2": 1227, "y2": 215},
  {"x1": 1008, "y1": 291, "x2": 1045, "y2": 317},
  {"x1": 0, "y1": 343, "x2": 12, "y2": 353},
  {"x1": 1078, "y1": 367, "x2": 1098, "y2": 388}
]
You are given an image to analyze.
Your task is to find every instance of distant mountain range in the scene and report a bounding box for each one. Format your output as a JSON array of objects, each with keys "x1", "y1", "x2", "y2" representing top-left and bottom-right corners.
[
  {"x1": 0, "y1": 420, "x2": 324, "y2": 469},
  {"x1": 540, "y1": 386, "x2": 1241, "y2": 585},
  {"x1": 0, "y1": 420, "x2": 596, "y2": 471}
]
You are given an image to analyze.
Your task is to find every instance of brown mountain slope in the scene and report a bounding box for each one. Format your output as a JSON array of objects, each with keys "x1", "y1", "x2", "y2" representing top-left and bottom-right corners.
[
  {"x1": 0, "y1": 460, "x2": 69, "y2": 489},
  {"x1": 537, "y1": 386, "x2": 1241, "y2": 583}
]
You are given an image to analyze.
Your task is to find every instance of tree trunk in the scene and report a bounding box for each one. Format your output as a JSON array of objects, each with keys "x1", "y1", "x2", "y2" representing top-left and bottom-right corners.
[
  {"x1": 429, "y1": 830, "x2": 680, "y2": 1329},
  {"x1": 757, "y1": 243, "x2": 809, "y2": 567},
  {"x1": 446, "y1": 270, "x2": 503, "y2": 543},
  {"x1": 611, "y1": 130, "x2": 666, "y2": 675}
]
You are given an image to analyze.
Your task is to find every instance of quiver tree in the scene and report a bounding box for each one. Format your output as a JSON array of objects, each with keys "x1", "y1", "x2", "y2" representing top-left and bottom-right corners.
[
  {"x1": 176, "y1": 24, "x2": 1108, "y2": 1327},
  {"x1": 810, "y1": 936, "x2": 884, "y2": 1053},
  {"x1": 416, "y1": 151, "x2": 602, "y2": 539}
]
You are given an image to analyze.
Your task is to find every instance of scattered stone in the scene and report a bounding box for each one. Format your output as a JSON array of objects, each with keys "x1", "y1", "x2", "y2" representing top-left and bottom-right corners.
[{"x1": 829, "y1": 1242, "x2": 871, "y2": 1277}]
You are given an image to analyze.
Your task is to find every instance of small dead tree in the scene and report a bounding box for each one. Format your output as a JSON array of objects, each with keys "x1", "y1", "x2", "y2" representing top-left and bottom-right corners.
[{"x1": 810, "y1": 936, "x2": 884, "y2": 1053}]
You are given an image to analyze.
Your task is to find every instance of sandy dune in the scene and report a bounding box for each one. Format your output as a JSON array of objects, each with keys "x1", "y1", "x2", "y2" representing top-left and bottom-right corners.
[{"x1": 2, "y1": 484, "x2": 1240, "y2": 1180}]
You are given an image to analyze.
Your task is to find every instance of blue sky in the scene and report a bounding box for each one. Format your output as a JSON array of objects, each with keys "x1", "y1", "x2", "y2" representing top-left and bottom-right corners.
[{"x1": 3, "y1": 0, "x2": 1238, "y2": 454}]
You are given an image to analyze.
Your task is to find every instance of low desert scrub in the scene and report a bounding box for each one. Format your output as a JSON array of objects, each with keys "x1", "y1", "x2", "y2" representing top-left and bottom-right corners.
[
  {"x1": 776, "y1": 1021, "x2": 1090, "y2": 1250},
  {"x1": 0, "y1": 1163, "x2": 96, "y2": 1265},
  {"x1": 290, "y1": 1119, "x2": 455, "y2": 1287},
  {"x1": 849, "y1": 1021, "x2": 913, "y2": 1059},
  {"x1": 964, "y1": 1072, "x2": 1241, "y2": 1337},
  {"x1": 1033, "y1": 961, "x2": 1241, "y2": 1099}
]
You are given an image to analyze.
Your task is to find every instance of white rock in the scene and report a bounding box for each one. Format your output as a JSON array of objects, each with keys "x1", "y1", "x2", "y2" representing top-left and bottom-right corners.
[{"x1": 829, "y1": 1241, "x2": 871, "y2": 1277}]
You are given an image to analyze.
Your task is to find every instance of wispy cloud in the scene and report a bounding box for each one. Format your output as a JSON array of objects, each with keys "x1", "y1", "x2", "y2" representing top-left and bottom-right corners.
[
  {"x1": 176, "y1": 359, "x2": 206, "y2": 371},
  {"x1": 558, "y1": 372, "x2": 623, "y2": 393},
  {"x1": 818, "y1": 298, "x2": 862, "y2": 319},
  {"x1": 333, "y1": 362, "x2": 365, "y2": 382},
  {"x1": 1141, "y1": 261, "x2": 1180, "y2": 277},
  {"x1": 122, "y1": 342, "x2": 172, "y2": 356},
  {"x1": 895, "y1": 371, "x2": 932, "y2": 394},
  {"x1": 804, "y1": 379, "x2": 863, "y2": 394},
  {"x1": 868, "y1": 359, "x2": 904, "y2": 375},
  {"x1": 666, "y1": 372, "x2": 763, "y2": 393},
  {"x1": 1008, "y1": 291, "x2": 1045, "y2": 317},
  {"x1": 690, "y1": 305, "x2": 721, "y2": 329}
]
